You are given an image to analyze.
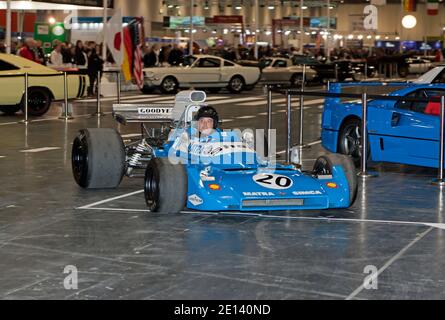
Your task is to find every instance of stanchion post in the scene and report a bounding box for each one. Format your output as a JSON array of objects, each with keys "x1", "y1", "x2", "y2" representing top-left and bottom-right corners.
[
  {"x1": 20, "y1": 73, "x2": 29, "y2": 124},
  {"x1": 59, "y1": 72, "x2": 73, "y2": 120},
  {"x1": 266, "y1": 85, "x2": 272, "y2": 159},
  {"x1": 432, "y1": 96, "x2": 445, "y2": 186},
  {"x1": 335, "y1": 63, "x2": 339, "y2": 82},
  {"x1": 286, "y1": 90, "x2": 292, "y2": 163},
  {"x1": 302, "y1": 64, "x2": 306, "y2": 91},
  {"x1": 365, "y1": 61, "x2": 368, "y2": 80},
  {"x1": 358, "y1": 92, "x2": 378, "y2": 178},
  {"x1": 117, "y1": 71, "x2": 121, "y2": 104}
]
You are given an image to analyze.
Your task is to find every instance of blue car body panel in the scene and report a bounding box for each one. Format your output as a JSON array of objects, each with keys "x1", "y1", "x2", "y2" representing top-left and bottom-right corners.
[
  {"x1": 155, "y1": 126, "x2": 352, "y2": 211},
  {"x1": 321, "y1": 82, "x2": 445, "y2": 168}
]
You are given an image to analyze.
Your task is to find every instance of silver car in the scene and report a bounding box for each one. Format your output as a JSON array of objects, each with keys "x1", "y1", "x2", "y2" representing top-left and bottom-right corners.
[{"x1": 260, "y1": 57, "x2": 317, "y2": 86}]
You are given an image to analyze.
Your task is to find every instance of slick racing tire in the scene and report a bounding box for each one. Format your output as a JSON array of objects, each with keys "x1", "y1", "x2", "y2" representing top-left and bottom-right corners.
[
  {"x1": 21, "y1": 88, "x2": 52, "y2": 117},
  {"x1": 0, "y1": 105, "x2": 21, "y2": 115},
  {"x1": 227, "y1": 76, "x2": 245, "y2": 94},
  {"x1": 144, "y1": 157, "x2": 187, "y2": 213},
  {"x1": 72, "y1": 128, "x2": 125, "y2": 189},
  {"x1": 312, "y1": 154, "x2": 358, "y2": 207}
]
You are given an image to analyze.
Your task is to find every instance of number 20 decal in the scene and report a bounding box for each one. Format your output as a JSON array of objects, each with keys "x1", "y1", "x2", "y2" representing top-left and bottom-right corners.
[{"x1": 253, "y1": 173, "x2": 293, "y2": 190}]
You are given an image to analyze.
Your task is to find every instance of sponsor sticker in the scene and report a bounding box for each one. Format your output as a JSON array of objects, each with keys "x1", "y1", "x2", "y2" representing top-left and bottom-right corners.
[
  {"x1": 188, "y1": 194, "x2": 203, "y2": 206},
  {"x1": 292, "y1": 190, "x2": 323, "y2": 196},
  {"x1": 137, "y1": 107, "x2": 172, "y2": 115},
  {"x1": 243, "y1": 192, "x2": 275, "y2": 197}
]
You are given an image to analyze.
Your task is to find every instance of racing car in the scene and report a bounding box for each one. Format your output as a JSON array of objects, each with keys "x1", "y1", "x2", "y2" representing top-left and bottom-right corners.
[
  {"x1": 322, "y1": 81, "x2": 445, "y2": 168},
  {"x1": 72, "y1": 91, "x2": 357, "y2": 213}
]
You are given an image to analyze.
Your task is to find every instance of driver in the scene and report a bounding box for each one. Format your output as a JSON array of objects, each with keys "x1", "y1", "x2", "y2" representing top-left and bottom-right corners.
[{"x1": 194, "y1": 106, "x2": 220, "y2": 138}]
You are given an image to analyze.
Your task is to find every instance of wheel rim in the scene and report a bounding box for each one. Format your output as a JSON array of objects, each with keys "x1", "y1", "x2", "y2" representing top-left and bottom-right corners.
[
  {"x1": 28, "y1": 91, "x2": 48, "y2": 113},
  {"x1": 145, "y1": 167, "x2": 159, "y2": 210},
  {"x1": 342, "y1": 124, "x2": 362, "y2": 159},
  {"x1": 231, "y1": 78, "x2": 243, "y2": 91},
  {"x1": 162, "y1": 78, "x2": 177, "y2": 92},
  {"x1": 72, "y1": 134, "x2": 89, "y2": 187}
]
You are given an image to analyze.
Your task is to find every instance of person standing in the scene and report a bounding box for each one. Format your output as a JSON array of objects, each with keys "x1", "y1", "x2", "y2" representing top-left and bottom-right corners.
[
  {"x1": 168, "y1": 44, "x2": 184, "y2": 66},
  {"x1": 50, "y1": 43, "x2": 64, "y2": 66},
  {"x1": 73, "y1": 40, "x2": 88, "y2": 69},
  {"x1": 87, "y1": 46, "x2": 104, "y2": 96},
  {"x1": 18, "y1": 38, "x2": 37, "y2": 62},
  {"x1": 35, "y1": 40, "x2": 46, "y2": 65}
]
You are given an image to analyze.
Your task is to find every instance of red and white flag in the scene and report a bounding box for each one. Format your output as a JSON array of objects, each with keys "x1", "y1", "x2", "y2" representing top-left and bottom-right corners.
[
  {"x1": 105, "y1": 9, "x2": 123, "y2": 66},
  {"x1": 427, "y1": 0, "x2": 439, "y2": 15}
]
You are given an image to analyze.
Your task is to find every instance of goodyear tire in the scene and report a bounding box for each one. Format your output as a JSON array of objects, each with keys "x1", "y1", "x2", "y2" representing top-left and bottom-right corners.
[
  {"x1": 0, "y1": 105, "x2": 21, "y2": 115},
  {"x1": 227, "y1": 76, "x2": 245, "y2": 93},
  {"x1": 312, "y1": 154, "x2": 358, "y2": 207},
  {"x1": 159, "y1": 76, "x2": 179, "y2": 94},
  {"x1": 21, "y1": 88, "x2": 52, "y2": 116},
  {"x1": 72, "y1": 128, "x2": 125, "y2": 189},
  {"x1": 144, "y1": 157, "x2": 187, "y2": 213}
]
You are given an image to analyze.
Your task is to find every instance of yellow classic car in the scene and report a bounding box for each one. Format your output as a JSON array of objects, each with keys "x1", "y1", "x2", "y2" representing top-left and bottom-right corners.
[{"x1": 0, "y1": 53, "x2": 89, "y2": 116}]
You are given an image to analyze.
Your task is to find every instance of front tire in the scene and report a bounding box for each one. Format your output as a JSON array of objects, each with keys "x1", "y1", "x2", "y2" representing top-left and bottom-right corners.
[
  {"x1": 312, "y1": 154, "x2": 358, "y2": 207},
  {"x1": 227, "y1": 76, "x2": 245, "y2": 94},
  {"x1": 144, "y1": 158, "x2": 187, "y2": 213},
  {"x1": 72, "y1": 128, "x2": 125, "y2": 189}
]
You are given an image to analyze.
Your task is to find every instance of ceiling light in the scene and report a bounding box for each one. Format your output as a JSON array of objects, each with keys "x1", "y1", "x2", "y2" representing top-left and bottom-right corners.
[
  {"x1": 367, "y1": 35, "x2": 372, "y2": 39},
  {"x1": 48, "y1": 17, "x2": 56, "y2": 24},
  {"x1": 402, "y1": 15, "x2": 417, "y2": 29},
  {"x1": 268, "y1": 5, "x2": 275, "y2": 9},
  {"x1": 375, "y1": 35, "x2": 381, "y2": 39},
  {"x1": 302, "y1": 6, "x2": 308, "y2": 9},
  {"x1": 235, "y1": 5, "x2": 242, "y2": 10}
]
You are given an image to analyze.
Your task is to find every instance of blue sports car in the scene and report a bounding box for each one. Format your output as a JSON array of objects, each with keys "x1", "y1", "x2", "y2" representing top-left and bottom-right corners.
[
  {"x1": 322, "y1": 82, "x2": 445, "y2": 168},
  {"x1": 72, "y1": 91, "x2": 357, "y2": 213}
]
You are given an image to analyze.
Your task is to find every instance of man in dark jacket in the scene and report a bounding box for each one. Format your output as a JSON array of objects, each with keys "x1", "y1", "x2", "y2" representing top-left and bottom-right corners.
[
  {"x1": 87, "y1": 46, "x2": 104, "y2": 96},
  {"x1": 167, "y1": 44, "x2": 184, "y2": 66}
]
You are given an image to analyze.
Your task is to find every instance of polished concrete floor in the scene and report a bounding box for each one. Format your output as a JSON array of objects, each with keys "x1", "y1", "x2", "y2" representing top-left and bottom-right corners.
[{"x1": 1, "y1": 86, "x2": 445, "y2": 300}]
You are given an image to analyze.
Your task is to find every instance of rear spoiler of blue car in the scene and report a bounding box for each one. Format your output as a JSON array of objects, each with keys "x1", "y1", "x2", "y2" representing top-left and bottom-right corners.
[{"x1": 325, "y1": 81, "x2": 413, "y2": 108}]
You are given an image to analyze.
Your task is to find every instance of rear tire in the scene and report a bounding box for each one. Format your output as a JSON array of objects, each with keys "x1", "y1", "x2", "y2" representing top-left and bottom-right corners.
[
  {"x1": 227, "y1": 76, "x2": 245, "y2": 94},
  {"x1": 0, "y1": 105, "x2": 21, "y2": 115},
  {"x1": 312, "y1": 154, "x2": 358, "y2": 207},
  {"x1": 141, "y1": 85, "x2": 155, "y2": 94},
  {"x1": 21, "y1": 88, "x2": 52, "y2": 116},
  {"x1": 144, "y1": 157, "x2": 187, "y2": 213},
  {"x1": 338, "y1": 118, "x2": 370, "y2": 166},
  {"x1": 72, "y1": 128, "x2": 125, "y2": 189}
]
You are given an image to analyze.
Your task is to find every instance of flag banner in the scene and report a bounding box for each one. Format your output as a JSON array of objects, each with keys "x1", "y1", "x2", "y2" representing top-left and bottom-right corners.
[
  {"x1": 130, "y1": 18, "x2": 145, "y2": 89},
  {"x1": 403, "y1": 0, "x2": 417, "y2": 12},
  {"x1": 122, "y1": 26, "x2": 133, "y2": 82},
  {"x1": 427, "y1": 0, "x2": 439, "y2": 15},
  {"x1": 105, "y1": 9, "x2": 123, "y2": 66}
]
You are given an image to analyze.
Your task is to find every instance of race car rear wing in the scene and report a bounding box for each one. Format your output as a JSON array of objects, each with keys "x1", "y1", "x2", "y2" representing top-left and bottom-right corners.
[
  {"x1": 113, "y1": 104, "x2": 174, "y2": 125},
  {"x1": 112, "y1": 90, "x2": 207, "y2": 125}
]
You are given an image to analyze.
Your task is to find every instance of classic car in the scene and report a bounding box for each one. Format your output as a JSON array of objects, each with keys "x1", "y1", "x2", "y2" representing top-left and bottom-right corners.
[
  {"x1": 72, "y1": 90, "x2": 358, "y2": 212},
  {"x1": 259, "y1": 57, "x2": 317, "y2": 85},
  {"x1": 142, "y1": 55, "x2": 261, "y2": 94},
  {"x1": 0, "y1": 53, "x2": 88, "y2": 116}
]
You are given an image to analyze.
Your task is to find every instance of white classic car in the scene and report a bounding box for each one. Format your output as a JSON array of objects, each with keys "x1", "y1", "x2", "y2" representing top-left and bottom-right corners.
[
  {"x1": 407, "y1": 57, "x2": 433, "y2": 74},
  {"x1": 142, "y1": 55, "x2": 261, "y2": 94},
  {"x1": 0, "y1": 53, "x2": 88, "y2": 116},
  {"x1": 260, "y1": 57, "x2": 317, "y2": 85}
]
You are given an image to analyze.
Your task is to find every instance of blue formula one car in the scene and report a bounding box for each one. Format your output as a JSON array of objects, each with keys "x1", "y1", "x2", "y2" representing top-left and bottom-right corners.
[
  {"x1": 322, "y1": 82, "x2": 445, "y2": 168},
  {"x1": 72, "y1": 91, "x2": 357, "y2": 213}
]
